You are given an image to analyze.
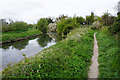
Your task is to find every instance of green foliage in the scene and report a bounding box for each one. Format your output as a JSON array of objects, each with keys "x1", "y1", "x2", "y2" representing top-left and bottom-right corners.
[
  {"x1": 63, "y1": 24, "x2": 74, "y2": 35},
  {"x1": 36, "y1": 18, "x2": 48, "y2": 33},
  {"x1": 2, "y1": 29, "x2": 41, "y2": 42},
  {"x1": 57, "y1": 18, "x2": 74, "y2": 35},
  {"x1": 10, "y1": 21, "x2": 28, "y2": 31},
  {"x1": 100, "y1": 13, "x2": 116, "y2": 26},
  {"x1": 2, "y1": 28, "x2": 94, "y2": 78},
  {"x1": 1, "y1": 20, "x2": 10, "y2": 32},
  {"x1": 85, "y1": 12, "x2": 95, "y2": 25},
  {"x1": 91, "y1": 21, "x2": 101, "y2": 30},
  {"x1": 27, "y1": 24, "x2": 34, "y2": 28},
  {"x1": 108, "y1": 12, "x2": 120, "y2": 35},
  {"x1": 76, "y1": 17, "x2": 85, "y2": 25},
  {"x1": 2, "y1": 25, "x2": 10, "y2": 32},
  {"x1": 45, "y1": 18, "x2": 53, "y2": 25},
  {"x1": 96, "y1": 31, "x2": 119, "y2": 78}
]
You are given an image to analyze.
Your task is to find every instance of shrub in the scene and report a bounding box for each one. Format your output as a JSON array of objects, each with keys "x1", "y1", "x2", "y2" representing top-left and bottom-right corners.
[
  {"x1": 36, "y1": 18, "x2": 48, "y2": 33},
  {"x1": 63, "y1": 24, "x2": 73, "y2": 35},
  {"x1": 91, "y1": 21, "x2": 101, "y2": 30},
  {"x1": 108, "y1": 12, "x2": 120, "y2": 35},
  {"x1": 10, "y1": 21, "x2": 28, "y2": 31},
  {"x1": 76, "y1": 17, "x2": 85, "y2": 25},
  {"x1": 57, "y1": 18, "x2": 74, "y2": 35}
]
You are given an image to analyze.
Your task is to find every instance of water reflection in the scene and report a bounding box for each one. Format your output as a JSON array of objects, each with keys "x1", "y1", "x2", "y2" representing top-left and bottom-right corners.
[
  {"x1": 47, "y1": 33, "x2": 62, "y2": 42},
  {"x1": 37, "y1": 34, "x2": 52, "y2": 47},
  {"x1": 2, "y1": 39, "x2": 29, "y2": 50},
  {"x1": 1, "y1": 33, "x2": 60, "y2": 70}
]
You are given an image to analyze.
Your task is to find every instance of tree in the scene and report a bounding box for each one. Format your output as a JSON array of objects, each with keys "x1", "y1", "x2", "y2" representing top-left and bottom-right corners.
[
  {"x1": 108, "y1": 12, "x2": 120, "y2": 34},
  {"x1": 100, "y1": 12, "x2": 116, "y2": 26},
  {"x1": 57, "y1": 18, "x2": 73, "y2": 35},
  {"x1": 90, "y1": 12, "x2": 94, "y2": 24},
  {"x1": 85, "y1": 16, "x2": 91, "y2": 25},
  {"x1": 76, "y1": 17, "x2": 85, "y2": 25},
  {"x1": 36, "y1": 18, "x2": 48, "y2": 33},
  {"x1": 85, "y1": 12, "x2": 95, "y2": 25},
  {"x1": 46, "y1": 18, "x2": 53, "y2": 25},
  {"x1": 55, "y1": 14, "x2": 68, "y2": 22}
]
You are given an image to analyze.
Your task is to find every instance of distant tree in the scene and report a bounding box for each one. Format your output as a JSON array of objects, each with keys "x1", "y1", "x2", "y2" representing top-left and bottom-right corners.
[
  {"x1": 85, "y1": 12, "x2": 95, "y2": 25},
  {"x1": 55, "y1": 14, "x2": 68, "y2": 22},
  {"x1": 85, "y1": 16, "x2": 91, "y2": 25},
  {"x1": 36, "y1": 18, "x2": 48, "y2": 33},
  {"x1": 108, "y1": 12, "x2": 120, "y2": 34},
  {"x1": 0, "y1": 19, "x2": 9, "y2": 32},
  {"x1": 90, "y1": 12, "x2": 95, "y2": 24},
  {"x1": 57, "y1": 18, "x2": 73, "y2": 35},
  {"x1": 76, "y1": 17, "x2": 85, "y2": 25},
  {"x1": 46, "y1": 18, "x2": 53, "y2": 25},
  {"x1": 100, "y1": 12, "x2": 116, "y2": 26},
  {"x1": 27, "y1": 24, "x2": 34, "y2": 28},
  {"x1": 59, "y1": 14, "x2": 68, "y2": 20}
]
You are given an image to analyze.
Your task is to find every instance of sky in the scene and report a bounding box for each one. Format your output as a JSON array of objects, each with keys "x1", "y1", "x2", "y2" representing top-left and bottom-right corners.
[{"x1": 0, "y1": 0, "x2": 119, "y2": 24}]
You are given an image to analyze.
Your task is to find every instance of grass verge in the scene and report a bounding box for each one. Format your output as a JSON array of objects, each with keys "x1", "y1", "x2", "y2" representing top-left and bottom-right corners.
[
  {"x1": 2, "y1": 28, "x2": 94, "y2": 78},
  {"x1": 2, "y1": 29, "x2": 41, "y2": 42},
  {"x1": 96, "y1": 31, "x2": 119, "y2": 78}
]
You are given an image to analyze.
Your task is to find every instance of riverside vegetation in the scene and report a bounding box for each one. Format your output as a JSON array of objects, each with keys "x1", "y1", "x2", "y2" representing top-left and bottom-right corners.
[
  {"x1": 96, "y1": 31, "x2": 119, "y2": 78},
  {"x1": 1, "y1": 11, "x2": 120, "y2": 78},
  {"x1": 2, "y1": 28, "x2": 94, "y2": 78}
]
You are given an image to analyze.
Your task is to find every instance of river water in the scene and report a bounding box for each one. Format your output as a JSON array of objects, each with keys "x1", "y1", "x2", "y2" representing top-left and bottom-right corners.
[{"x1": 0, "y1": 33, "x2": 61, "y2": 72}]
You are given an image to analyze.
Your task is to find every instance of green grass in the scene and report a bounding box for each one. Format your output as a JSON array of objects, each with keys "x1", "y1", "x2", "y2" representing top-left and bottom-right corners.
[
  {"x1": 96, "y1": 31, "x2": 119, "y2": 78},
  {"x1": 2, "y1": 28, "x2": 94, "y2": 78},
  {"x1": 2, "y1": 29, "x2": 41, "y2": 42}
]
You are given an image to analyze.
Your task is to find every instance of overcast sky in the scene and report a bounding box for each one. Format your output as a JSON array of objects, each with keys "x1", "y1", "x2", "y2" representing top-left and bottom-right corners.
[{"x1": 0, "y1": 0, "x2": 119, "y2": 24}]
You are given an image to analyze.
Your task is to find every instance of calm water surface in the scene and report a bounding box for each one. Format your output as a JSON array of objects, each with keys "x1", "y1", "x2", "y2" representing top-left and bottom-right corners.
[{"x1": 1, "y1": 33, "x2": 61, "y2": 71}]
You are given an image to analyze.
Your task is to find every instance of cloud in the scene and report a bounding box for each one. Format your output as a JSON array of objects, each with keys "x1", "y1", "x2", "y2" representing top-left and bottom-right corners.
[{"x1": 0, "y1": 0, "x2": 119, "y2": 23}]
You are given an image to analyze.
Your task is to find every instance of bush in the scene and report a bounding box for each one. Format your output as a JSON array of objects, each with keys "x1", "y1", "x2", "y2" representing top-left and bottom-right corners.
[
  {"x1": 91, "y1": 21, "x2": 101, "y2": 30},
  {"x1": 63, "y1": 24, "x2": 73, "y2": 35},
  {"x1": 76, "y1": 17, "x2": 85, "y2": 25},
  {"x1": 57, "y1": 18, "x2": 74, "y2": 35},
  {"x1": 36, "y1": 18, "x2": 48, "y2": 33},
  {"x1": 108, "y1": 12, "x2": 120, "y2": 35},
  {"x1": 10, "y1": 21, "x2": 28, "y2": 31}
]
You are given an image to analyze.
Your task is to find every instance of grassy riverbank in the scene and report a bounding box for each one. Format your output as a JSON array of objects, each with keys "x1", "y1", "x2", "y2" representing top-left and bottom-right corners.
[
  {"x1": 96, "y1": 31, "x2": 119, "y2": 78},
  {"x1": 2, "y1": 28, "x2": 94, "y2": 78},
  {"x1": 2, "y1": 29, "x2": 41, "y2": 42}
]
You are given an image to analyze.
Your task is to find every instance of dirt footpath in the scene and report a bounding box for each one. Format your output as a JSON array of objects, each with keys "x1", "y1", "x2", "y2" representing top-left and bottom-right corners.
[{"x1": 88, "y1": 32, "x2": 99, "y2": 78}]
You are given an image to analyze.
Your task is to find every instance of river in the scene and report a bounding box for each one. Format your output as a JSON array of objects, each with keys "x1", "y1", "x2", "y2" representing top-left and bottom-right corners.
[{"x1": 0, "y1": 33, "x2": 61, "y2": 72}]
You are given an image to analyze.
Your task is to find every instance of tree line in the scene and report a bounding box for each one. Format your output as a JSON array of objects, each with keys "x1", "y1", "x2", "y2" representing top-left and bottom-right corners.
[{"x1": 1, "y1": 11, "x2": 119, "y2": 36}]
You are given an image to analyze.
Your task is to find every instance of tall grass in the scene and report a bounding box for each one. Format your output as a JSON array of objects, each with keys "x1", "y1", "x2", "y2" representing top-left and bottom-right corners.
[{"x1": 96, "y1": 31, "x2": 119, "y2": 78}]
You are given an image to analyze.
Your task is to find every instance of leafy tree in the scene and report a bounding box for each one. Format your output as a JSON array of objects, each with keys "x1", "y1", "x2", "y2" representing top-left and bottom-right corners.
[
  {"x1": 36, "y1": 18, "x2": 48, "y2": 33},
  {"x1": 76, "y1": 17, "x2": 85, "y2": 25},
  {"x1": 85, "y1": 16, "x2": 91, "y2": 25},
  {"x1": 46, "y1": 18, "x2": 53, "y2": 25},
  {"x1": 100, "y1": 13, "x2": 116, "y2": 26},
  {"x1": 90, "y1": 12, "x2": 94, "y2": 24},
  {"x1": 63, "y1": 24, "x2": 73, "y2": 35},
  {"x1": 108, "y1": 12, "x2": 120, "y2": 34},
  {"x1": 85, "y1": 12, "x2": 95, "y2": 25},
  {"x1": 57, "y1": 18, "x2": 73, "y2": 35},
  {"x1": 55, "y1": 14, "x2": 68, "y2": 22}
]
